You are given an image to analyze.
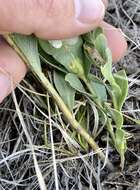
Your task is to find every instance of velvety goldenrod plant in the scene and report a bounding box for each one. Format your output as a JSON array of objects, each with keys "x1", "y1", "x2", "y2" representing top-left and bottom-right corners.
[{"x1": 4, "y1": 28, "x2": 130, "y2": 170}]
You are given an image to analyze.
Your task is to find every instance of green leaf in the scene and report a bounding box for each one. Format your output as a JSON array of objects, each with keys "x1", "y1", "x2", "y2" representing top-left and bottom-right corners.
[
  {"x1": 111, "y1": 109, "x2": 123, "y2": 128},
  {"x1": 39, "y1": 37, "x2": 83, "y2": 72},
  {"x1": 53, "y1": 71, "x2": 75, "y2": 112},
  {"x1": 94, "y1": 33, "x2": 108, "y2": 60},
  {"x1": 106, "y1": 86, "x2": 122, "y2": 111},
  {"x1": 101, "y1": 48, "x2": 122, "y2": 110},
  {"x1": 101, "y1": 48, "x2": 114, "y2": 83},
  {"x1": 11, "y1": 34, "x2": 42, "y2": 73},
  {"x1": 89, "y1": 80, "x2": 107, "y2": 102},
  {"x1": 105, "y1": 104, "x2": 124, "y2": 129},
  {"x1": 115, "y1": 129, "x2": 127, "y2": 154},
  {"x1": 115, "y1": 129, "x2": 127, "y2": 168},
  {"x1": 114, "y1": 70, "x2": 128, "y2": 111},
  {"x1": 65, "y1": 73, "x2": 86, "y2": 94}
]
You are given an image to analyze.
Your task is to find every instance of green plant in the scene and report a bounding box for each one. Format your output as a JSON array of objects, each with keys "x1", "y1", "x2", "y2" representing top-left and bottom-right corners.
[{"x1": 3, "y1": 27, "x2": 130, "y2": 169}]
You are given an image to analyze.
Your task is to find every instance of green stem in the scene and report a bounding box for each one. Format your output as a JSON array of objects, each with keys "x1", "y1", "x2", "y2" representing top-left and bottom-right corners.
[
  {"x1": 3, "y1": 34, "x2": 114, "y2": 171},
  {"x1": 107, "y1": 119, "x2": 116, "y2": 144}
]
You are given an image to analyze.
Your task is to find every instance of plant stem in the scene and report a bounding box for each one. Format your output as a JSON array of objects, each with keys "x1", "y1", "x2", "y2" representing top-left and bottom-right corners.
[
  {"x1": 3, "y1": 34, "x2": 114, "y2": 171},
  {"x1": 107, "y1": 119, "x2": 116, "y2": 144},
  {"x1": 39, "y1": 73, "x2": 114, "y2": 170}
]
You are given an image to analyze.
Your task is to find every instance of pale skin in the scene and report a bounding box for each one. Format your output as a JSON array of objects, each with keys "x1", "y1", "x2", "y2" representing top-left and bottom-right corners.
[{"x1": 0, "y1": 0, "x2": 127, "y2": 102}]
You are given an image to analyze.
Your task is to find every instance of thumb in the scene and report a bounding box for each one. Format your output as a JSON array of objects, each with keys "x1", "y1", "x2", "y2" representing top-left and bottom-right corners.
[{"x1": 0, "y1": 0, "x2": 105, "y2": 39}]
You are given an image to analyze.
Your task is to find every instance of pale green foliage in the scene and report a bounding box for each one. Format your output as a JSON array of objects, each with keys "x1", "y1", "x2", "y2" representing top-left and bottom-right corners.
[
  {"x1": 94, "y1": 34, "x2": 108, "y2": 60},
  {"x1": 83, "y1": 28, "x2": 129, "y2": 167},
  {"x1": 12, "y1": 34, "x2": 42, "y2": 73},
  {"x1": 89, "y1": 80, "x2": 107, "y2": 102},
  {"x1": 65, "y1": 73, "x2": 86, "y2": 94},
  {"x1": 53, "y1": 71, "x2": 75, "y2": 112},
  {"x1": 6, "y1": 27, "x2": 134, "y2": 169},
  {"x1": 114, "y1": 70, "x2": 128, "y2": 110}
]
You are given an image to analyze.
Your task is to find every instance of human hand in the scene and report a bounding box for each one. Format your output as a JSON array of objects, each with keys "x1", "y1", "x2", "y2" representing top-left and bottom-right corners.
[{"x1": 0, "y1": 0, "x2": 127, "y2": 102}]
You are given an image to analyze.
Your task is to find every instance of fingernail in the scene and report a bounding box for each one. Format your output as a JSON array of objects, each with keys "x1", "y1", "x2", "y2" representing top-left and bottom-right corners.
[
  {"x1": 75, "y1": 0, "x2": 105, "y2": 24},
  {"x1": 0, "y1": 73, "x2": 11, "y2": 103}
]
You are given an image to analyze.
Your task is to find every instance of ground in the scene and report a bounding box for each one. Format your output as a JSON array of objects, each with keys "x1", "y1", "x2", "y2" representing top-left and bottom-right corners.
[{"x1": 0, "y1": 0, "x2": 139, "y2": 190}]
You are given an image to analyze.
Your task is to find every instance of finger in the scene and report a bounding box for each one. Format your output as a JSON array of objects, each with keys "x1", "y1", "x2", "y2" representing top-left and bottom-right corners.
[
  {"x1": 0, "y1": 21, "x2": 127, "y2": 103},
  {"x1": 101, "y1": 22, "x2": 127, "y2": 62},
  {"x1": 0, "y1": 0, "x2": 105, "y2": 39},
  {"x1": 0, "y1": 38, "x2": 27, "y2": 102},
  {"x1": 102, "y1": 0, "x2": 108, "y2": 8}
]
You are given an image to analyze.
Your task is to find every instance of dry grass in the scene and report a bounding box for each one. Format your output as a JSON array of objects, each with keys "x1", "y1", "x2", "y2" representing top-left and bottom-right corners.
[{"x1": 0, "y1": 0, "x2": 140, "y2": 189}]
